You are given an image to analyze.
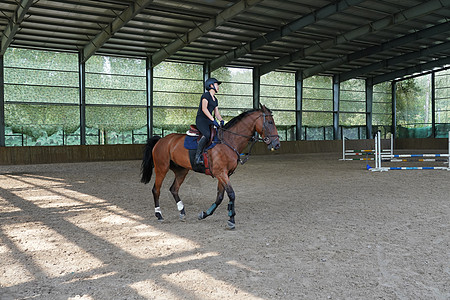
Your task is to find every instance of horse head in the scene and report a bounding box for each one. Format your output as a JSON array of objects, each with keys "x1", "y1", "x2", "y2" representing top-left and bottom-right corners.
[{"x1": 255, "y1": 104, "x2": 281, "y2": 151}]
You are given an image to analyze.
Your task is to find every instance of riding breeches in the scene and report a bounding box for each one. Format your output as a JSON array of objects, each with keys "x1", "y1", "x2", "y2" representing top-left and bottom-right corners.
[{"x1": 195, "y1": 116, "x2": 211, "y2": 140}]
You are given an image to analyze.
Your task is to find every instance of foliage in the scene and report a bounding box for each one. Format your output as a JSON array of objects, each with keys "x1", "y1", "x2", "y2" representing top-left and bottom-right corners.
[
  {"x1": 396, "y1": 76, "x2": 430, "y2": 126},
  {"x1": 4, "y1": 48, "x2": 447, "y2": 145}
]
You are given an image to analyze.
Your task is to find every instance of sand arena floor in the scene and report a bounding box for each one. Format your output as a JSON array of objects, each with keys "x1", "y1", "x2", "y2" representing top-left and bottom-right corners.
[{"x1": 0, "y1": 153, "x2": 449, "y2": 299}]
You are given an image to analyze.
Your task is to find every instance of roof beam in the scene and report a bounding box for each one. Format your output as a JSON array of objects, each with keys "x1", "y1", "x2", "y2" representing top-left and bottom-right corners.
[
  {"x1": 259, "y1": 0, "x2": 450, "y2": 76},
  {"x1": 0, "y1": 0, "x2": 33, "y2": 55},
  {"x1": 210, "y1": 0, "x2": 366, "y2": 71},
  {"x1": 303, "y1": 21, "x2": 450, "y2": 78},
  {"x1": 373, "y1": 56, "x2": 450, "y2": 85},
  {"x1": 81, "y1": 0, "x2": 154, "y2": 62},
  {"x1": 151, "y1": 0, "x2": 263, "y2": 67},
  {"x1": 340, "y1": 41, "x2": 450, "y2": 82}
]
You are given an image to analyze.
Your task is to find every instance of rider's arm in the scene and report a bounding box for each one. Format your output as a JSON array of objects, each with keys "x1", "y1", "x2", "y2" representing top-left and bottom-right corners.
[
  {"x1": 214, "y1": 106, "x2": 223, "y2": 122},
  {"x1": 201, "y1": 98, "x2": 214, "y2": 121}
]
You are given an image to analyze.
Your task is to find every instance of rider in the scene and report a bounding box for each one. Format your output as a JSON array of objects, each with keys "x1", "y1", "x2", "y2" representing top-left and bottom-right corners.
[{"x1": 195, "y1": 78, "x2": 225, "y2": 164}]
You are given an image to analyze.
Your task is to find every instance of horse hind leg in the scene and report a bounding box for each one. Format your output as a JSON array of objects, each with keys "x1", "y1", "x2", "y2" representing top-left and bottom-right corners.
[
  {"x1": 169, "y1": 165, "x2": 189, "y2": 221},
  {"x1": 152, "y1": 160, "x2": 170, "y2": 222}
]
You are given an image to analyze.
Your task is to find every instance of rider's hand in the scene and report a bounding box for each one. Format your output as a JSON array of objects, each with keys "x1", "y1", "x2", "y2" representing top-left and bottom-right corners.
[
  {"x1": 220, "y1": 120, "x2": 225, "y2": 127},
  {"x1": 213, "y1": 120, "x2": 220, "y2": 128}
]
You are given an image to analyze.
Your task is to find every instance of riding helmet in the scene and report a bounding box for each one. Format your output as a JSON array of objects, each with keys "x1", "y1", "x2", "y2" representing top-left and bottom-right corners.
[{"x1": 205, "y1": 78, "x2": 222, "y2": 91}]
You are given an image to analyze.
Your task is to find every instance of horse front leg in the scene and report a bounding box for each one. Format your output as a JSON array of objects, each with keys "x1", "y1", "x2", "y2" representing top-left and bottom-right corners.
[
  {"x1": 224, "y1": 183, "x2": 236, "y2": 230},
  {"x1": 199, "y1": 175, "x2": 236, "y2": 230},
  {"x1": 198, "y1": 183, "x2": 225, "y2": 220}
]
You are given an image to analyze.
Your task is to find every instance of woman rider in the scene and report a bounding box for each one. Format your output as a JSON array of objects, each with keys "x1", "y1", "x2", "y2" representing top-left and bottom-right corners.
[{"x1": 195, "y1": 78, "x2": 225, "y2": 164}]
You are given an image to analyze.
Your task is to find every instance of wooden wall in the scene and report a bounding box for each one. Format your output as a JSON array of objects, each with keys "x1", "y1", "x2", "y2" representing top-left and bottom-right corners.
[{"x1": 0, "y1": 138, "x2": 448, "y2": 165}]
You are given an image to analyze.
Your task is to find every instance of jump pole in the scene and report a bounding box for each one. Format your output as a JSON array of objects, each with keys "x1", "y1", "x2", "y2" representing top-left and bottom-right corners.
[
  {"x1": 340, "y1": 134, "x2": 392, "y2": 161},
  {"x1": 368, "y1": 131, "x2": 450, "y2": 171}
]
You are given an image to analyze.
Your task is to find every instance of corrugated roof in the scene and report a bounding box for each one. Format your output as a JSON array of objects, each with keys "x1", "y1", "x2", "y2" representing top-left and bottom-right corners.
[{"x1": 1, "y1": 0, "x2": 449, "y2": 82}]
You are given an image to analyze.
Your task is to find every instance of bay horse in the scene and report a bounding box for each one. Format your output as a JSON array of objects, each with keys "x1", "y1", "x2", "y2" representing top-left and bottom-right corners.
[{"x1": 140, "y1": 104, "x2": 280, "y2": 229}]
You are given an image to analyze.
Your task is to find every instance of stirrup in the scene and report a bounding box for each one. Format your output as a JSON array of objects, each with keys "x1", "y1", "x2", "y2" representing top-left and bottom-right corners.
[{"x1": 195, "y1": 155, "x2": 204, "y2": 165}]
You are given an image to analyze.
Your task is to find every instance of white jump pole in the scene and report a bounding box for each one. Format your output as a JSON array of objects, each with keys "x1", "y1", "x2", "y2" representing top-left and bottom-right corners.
[
  {"x1": 369, "y1": 130, "x2": 450, "y2": 171},
  {"x1": 341, "y1": 132, "x2": 392, "y2": 161}
]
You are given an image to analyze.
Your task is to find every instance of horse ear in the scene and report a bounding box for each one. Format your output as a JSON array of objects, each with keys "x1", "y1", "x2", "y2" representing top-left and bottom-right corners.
[{"x1": 260, "y1": 104, "x2": 267, "y2": 112}]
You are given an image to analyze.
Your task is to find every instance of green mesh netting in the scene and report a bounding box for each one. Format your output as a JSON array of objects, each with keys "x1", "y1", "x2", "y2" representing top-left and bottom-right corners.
[{"x1": 397, "y1": 126, "x2": 432, "y2": 138}]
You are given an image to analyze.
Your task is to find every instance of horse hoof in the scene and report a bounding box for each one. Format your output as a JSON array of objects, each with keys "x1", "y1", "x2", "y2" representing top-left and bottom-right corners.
[
  {"x1": 155, "y1": 212, "x2": 164, "y2": 222},
  {"x1": 227, "y1": 220, "x2": 235, "y2": 230},
  {"x1": 198, "y1": 211, "x2": 206, "y2": 220},
  {"x1": 179, "y1": 213, "x2": 186, "y2": 222}
]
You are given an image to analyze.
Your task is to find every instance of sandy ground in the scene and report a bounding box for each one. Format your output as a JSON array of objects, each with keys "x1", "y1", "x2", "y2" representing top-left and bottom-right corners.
[{"x1": 0, "y1": 153, "x2": 449, "y2": 300}]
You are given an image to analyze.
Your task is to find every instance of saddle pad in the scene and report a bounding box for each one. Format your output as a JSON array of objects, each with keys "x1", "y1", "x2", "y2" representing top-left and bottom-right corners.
[{"x1": 183, "y1": 134, "x2": 219, "y2": 150}]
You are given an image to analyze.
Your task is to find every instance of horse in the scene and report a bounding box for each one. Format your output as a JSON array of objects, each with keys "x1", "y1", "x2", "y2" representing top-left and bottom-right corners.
[{"x1": 140, "y1": 104, "x2": 280, "y2": 229}]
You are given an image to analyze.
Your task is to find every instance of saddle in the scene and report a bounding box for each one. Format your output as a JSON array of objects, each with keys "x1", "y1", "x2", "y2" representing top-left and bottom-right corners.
[{"x1": 186, "y1": 124, "x2": 216, "y2": 146}]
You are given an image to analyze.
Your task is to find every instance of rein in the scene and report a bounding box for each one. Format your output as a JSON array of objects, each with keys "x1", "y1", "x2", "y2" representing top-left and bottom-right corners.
[{"x1": 218, "y1": 113, "x2": 280, "y2": 165}]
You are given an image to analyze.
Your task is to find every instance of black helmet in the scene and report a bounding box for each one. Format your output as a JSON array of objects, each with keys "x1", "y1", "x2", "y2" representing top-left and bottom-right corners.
[{"x1": 205, "y1": 78, "x2": 222, "y2": 91}]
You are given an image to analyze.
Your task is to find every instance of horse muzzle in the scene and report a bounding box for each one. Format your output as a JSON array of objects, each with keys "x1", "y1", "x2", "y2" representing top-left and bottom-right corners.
[{"x1": 265, "y1": 137, "x2": 280, "y2": 151}]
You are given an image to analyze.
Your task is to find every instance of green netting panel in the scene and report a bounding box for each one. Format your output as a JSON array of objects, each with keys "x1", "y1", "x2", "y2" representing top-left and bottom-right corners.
[
  {"x1": 211, "y1": 67, "x2": 253, "y2": 109},
  {"x1": 85, "y1": 106, "x2": 147, "y2": 132},
  {"x1": 303, "y1": 76, "x2": 332, "y2": 89},
  {"x1": 5, "y1": 68, "x2": 79, "y2": 87},
  {"x1": 5, "y1": 103, "x2": 79, "y2": 132},
  {"x1": 261, "y1": 71, "x2": 295, "y2": 86},
  {"x1": 373, "y1": 112, "x2": 392, "y2": 126},
  {"x1": 340, "y1": 100, "x2": 365, "y2": 113},
  {"x1": 215, "y1": 95, "x2": 252, "y2": 109},
  {"x1": 271, "y1": 110, "x2": 295, "y2": 127},
  {"x1": 302, "y1": 112, "x2": 333, "y2": 127},
  {"x1": 86, "y1": 73, "x2": 146, "y2": 90},
  {"x1": 260, "y1": 96, "x2": 294, "y2": 110},
  {"x1": 304, "y1": 126, "x2": 333, "y2": 140},
  {"x1": 339, "y1": 112, "x2": 365, "y2": 126},
  {"x1": 154, "y1": 92, "x2": 198, "y2": 107},
  {"x1": 303, "y1": 87, "x2": 332, "y2": 101},
  {"x1": 260, "y1": 84, "x2": 294, "y2": 98},
  {"x1": 154, "y1": 78, "x2": 202, "y2": 93},
  {"x1": 302, "y1": 99, "x2": 333, "y2": 111},
  {"x1": 86, "y1": 89, "x2": 146, "y2": 105},
  {"x1": 154, "y1": 61, "x2": 202, "y2": 79},
  {"x1": 5, "y1": 85, "x2": 79, "y2": 104},
  {"x1": 153, "y1": 107, "x2": 198, "y2": 133},
  {"x1": 86, "y1": 56, "x2": 146, "y2": 76},
  {"x1": 5, "y1": 48, "x2": 78, "y2": 71},
  {"x1": 435, "y1": 124, "x2": 450, "y2": 138},
  {"x1": 212, "y1": 67, "x2": 252, "y2": 83},
  {"x1": 397, "y1": 126, "x2": 432, "y2": 138}
]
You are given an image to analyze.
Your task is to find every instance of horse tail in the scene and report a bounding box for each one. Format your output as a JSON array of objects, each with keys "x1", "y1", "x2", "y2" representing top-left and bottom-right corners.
[{"x1": 140, "y1": 136, "x2": 161, "y2": 184}]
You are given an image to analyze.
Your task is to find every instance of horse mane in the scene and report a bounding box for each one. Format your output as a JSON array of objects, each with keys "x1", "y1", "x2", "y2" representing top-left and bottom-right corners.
[{"x1": 223, "y1": 107, "x2": 272, "y2": 129}]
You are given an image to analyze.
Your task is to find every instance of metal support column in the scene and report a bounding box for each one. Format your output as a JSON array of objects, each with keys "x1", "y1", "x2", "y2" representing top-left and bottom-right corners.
[
  {"x1": 253, "y1": 67, "x2": 260, "y2": 109},
  {"x1": 366, "y1": 77, "x2": 373, "y2": 138},
  {"x1": 295, "y1": 71, "x2": 303, "y2": 140},
  {"x1": 333, "y1": 75, "x2": 340, "y2": 139},
  {"x1": 431, "y1": 71, "x2": 436, "y2": 137},
  {"x1": 146, "y1": 57, "x2": 154, "y2": 138},
  {"x1": 78, "y1": 52, "x2": 86, "y2": 145},
  {"x1": 0, "y1": 55, "x2": 5, "y2": 147},
  {"x1": 392, "y1": 81, "x2": 397, "y2": 138},
  {"x1": 203, "y1": 62, "x2": 210, "y2": 90}
]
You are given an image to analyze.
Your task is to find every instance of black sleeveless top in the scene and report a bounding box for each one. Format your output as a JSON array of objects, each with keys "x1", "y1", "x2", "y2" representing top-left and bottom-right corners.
[{"x1": 196, "y1": 91, "x2": 218, "y2": 121}]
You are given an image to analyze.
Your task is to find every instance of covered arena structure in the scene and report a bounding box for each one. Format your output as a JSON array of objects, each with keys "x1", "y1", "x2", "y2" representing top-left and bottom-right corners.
[
  {"x1": 0, "y1": 1, "x2": 449, "y2": 299},
  {"x1": 0, "y1": 0, "x2": 449, "y2": 163}
]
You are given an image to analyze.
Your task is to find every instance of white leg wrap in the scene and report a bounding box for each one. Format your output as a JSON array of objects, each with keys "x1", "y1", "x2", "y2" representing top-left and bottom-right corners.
[
  {"x1": 177, "y1": 201, "x2": 184, "y2": 211},
  {"x1": 155, "y1": 207, "x2": 162, "y2": 214}
]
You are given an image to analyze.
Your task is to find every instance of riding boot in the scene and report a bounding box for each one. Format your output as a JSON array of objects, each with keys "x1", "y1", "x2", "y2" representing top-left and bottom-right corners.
[{"x1": 195, "y1": 136, "x2": 208, "y2": 165}]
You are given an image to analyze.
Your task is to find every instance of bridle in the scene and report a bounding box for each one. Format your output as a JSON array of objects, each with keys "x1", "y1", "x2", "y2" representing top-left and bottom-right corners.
[{"x1": 218, "y1": 112, "x2": 280, "y2": 164}]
